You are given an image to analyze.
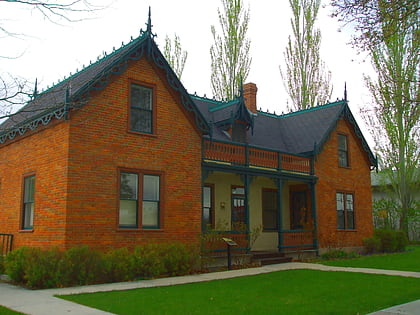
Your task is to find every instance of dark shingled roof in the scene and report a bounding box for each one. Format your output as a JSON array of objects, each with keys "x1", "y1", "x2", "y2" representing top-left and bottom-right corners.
[
  {"x1": 0, "y1": 18, "x2": 210, "y2": 143},
  {"x1": 193, "y1": 96, "x2": 377, "y2": 166},
  {"x1": 0, "y1": 35, "x2": 142, "y2": 132}
]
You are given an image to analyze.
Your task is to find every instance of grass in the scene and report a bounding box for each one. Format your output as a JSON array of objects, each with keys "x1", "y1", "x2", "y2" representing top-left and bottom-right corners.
[
  {"x1": 0, "y1": 305, "x2": 24, "y2": 315},
  {"x1": 320, "y1": 245, "x2": 420, "y2": 272},
  {"x1": 60, "y1": 269, "x2": 420, "y2": 315}
]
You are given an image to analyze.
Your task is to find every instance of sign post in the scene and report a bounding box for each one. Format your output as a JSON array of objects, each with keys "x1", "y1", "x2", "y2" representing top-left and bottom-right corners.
[{"x1": 222, "y1": 237, "x2": 238, "y2": 270}]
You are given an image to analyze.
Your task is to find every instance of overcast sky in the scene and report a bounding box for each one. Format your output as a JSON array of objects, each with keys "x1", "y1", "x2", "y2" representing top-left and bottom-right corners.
[{"x1": 0, "y1": 0, "x2": 374, "y2": 142}]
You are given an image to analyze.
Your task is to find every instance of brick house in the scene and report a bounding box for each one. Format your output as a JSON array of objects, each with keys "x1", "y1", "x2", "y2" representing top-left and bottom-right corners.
[{"x1": 0, "y1": 16, "x2": 377, "y2": 255}]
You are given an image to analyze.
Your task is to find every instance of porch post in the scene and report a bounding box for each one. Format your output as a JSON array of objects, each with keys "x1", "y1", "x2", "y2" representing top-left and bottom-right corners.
[
  {"x1": 310, "y1": 181, "x2": 318, "y2": 251},
  {"x1": 277, "y1": 179, "x2": 283, "y2": 252},
  {"x1": 244, "y1": 174, "x2": 250, "y2": 251}
]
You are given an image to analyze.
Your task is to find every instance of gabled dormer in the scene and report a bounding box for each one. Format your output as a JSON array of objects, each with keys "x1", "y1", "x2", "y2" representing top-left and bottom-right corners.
[{"x1": 0, "y1": 9, "x2": 210, "y2": 145}]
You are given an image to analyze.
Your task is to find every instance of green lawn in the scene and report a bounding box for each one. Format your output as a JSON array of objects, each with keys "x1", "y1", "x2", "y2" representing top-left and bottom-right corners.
[
  {"x1": 60, "y1": 269, "x2": 420, "y2": 315},
  {"x1": 0, "y1": 305, "x2": 24, "y2": 315},
  {"x1": 320, "y1": 246, "x2": 420, "y2": 272}
]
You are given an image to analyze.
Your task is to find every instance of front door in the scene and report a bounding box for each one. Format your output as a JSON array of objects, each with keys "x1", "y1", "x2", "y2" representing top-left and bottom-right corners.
[{"x1": 290, "y1": 190, "x2": 308, "y2": 229}]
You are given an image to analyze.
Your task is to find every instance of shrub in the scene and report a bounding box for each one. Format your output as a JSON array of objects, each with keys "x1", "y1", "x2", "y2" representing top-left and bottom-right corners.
[
  {"x1": 23, "y1": 247, "x2": 62, "y2": 288},
  {"x1": 363, "y1": 236, "x2": 381, "y2": 254},
  {"x1": 132, "y1": 244, "x2": 165, "y2": 279},
  {"x1": 5, "y1": 247, "x2": 29, "y2": 283},
  {"x1": 4, "y1": 243, "x2": 200, "y2": 288},
  {"x1": 160, "y1": 243, "x2": 200, "y2": 276},
  {"x1": 104, "y1": 247, "x2": 135, "y2": 283},
  {"x1": 132, "y1": 243, "x2": 200, "y2": 278},
  {"x1": 375, "y1": 229, "x2": 398, "y2": 252},
  {"x1": 321, "y1": 249, "x2": 360, "y2": 260},
  {"x1": 57, "y1": 246, "x2": 106, "y2": 287},
  {"x1": 366, "y1": 229, "x2": 409, "y2": 253},
  {"x1": 394, "y1": 230, "x2": 409, "y2": 251}
]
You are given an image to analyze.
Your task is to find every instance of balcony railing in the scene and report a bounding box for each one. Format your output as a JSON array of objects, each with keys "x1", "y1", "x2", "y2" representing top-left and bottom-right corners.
[{"x1": 203, "y1": 139, "x2": 312, "y2": 174}]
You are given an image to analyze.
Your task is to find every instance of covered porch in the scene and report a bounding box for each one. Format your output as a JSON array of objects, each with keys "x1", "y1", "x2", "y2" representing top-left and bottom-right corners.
[{"x1": 201, "y1": 139, "x2": 318, "y2": 255}]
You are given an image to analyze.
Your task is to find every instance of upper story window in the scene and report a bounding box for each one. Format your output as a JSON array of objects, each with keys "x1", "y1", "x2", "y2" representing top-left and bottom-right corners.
[
  {"x1": 22, "y1": 175, "x2": 35, "y2": 230},
  {"x1": 130, "y1": 83, "x2": 153, "y2": 134},
  {"x1": 338, "y1": 134, "x2": 349, "y2": 167}
]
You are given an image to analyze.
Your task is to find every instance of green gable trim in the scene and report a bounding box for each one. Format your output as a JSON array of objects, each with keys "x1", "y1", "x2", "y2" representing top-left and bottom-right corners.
[
  {"x1": 312, "y1": 101, "x2": 377, "y2": 168},
  {"x1": 0, "y1": 13, "x2": 210, "y2": 144}
]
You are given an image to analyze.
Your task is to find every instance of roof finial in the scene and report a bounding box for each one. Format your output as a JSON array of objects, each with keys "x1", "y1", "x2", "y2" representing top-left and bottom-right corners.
[
  {"x1": 32, "y1": 78, "x2": 38, "y2": 99},
  {"x1": 344, "y1": 82, "x2": 348, "y2": 101},
  {"x1": 147, "y1": 6, "x2": 152, "y2": 34}
]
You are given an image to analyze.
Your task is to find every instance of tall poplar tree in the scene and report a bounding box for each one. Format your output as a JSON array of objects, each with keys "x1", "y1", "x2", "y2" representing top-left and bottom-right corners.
[
  {"x1": 280, "y1": 0, "x2": 332, "y2": 111},
  {"x1": 210, "y1": 0, "x2": 251, "y2": 100},
  {"x1": 163, "y1": 34, "x2": 188, "y2": 80},
  {"x1": 362, "y1": 1, "x2": 419, "y2": 235}
]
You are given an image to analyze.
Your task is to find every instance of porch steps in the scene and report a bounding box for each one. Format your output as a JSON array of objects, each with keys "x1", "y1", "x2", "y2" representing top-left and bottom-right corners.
[{"x1": 251, "y1": 251, "x2": 293, "y2": 266}]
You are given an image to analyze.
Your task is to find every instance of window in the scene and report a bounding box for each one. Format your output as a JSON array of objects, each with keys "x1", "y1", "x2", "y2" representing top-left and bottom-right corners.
[
  {"x1": 231, "y1": 186, "x2": 245, "y2": 230},
  {"x1": 232, "y1": 121, "x2": 247, "y2": 143},
  {"x1": 119, "y1": 171, "x2": 160, "y2": 229},
  {"x1": 22, "y1": 175, "x2": 35, "y2": 229},
  {"x1": 262, "y1": 189, "x2": 277, "y2": 230},
  {"x1": 202, "y1": 185, "x2": 214, "y2": 229},
  {"x1": 336, "y1": 192, "x2": 355, "y2": 229},
  {"x1": 130, "y1": 83, "x2": 153, "y2": 134},
  {"x1": 338, "y1": 134, "x2": 349, "y2": 167}
]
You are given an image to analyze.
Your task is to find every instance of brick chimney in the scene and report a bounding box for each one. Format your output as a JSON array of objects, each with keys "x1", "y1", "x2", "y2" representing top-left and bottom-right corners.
[{"x1": 243, "y1": 82, "x2": 257, "y2": 113}]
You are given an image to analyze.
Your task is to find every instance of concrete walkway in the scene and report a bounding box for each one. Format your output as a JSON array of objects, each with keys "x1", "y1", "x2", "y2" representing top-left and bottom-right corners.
[{"x1": 0, "y1": 262, "x2": 419, "y2": 315}]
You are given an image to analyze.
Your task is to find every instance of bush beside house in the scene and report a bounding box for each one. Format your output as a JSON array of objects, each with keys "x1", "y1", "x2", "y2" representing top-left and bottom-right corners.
[
  {"x1": 3, "y1": 243, "x2": 200, "y2": 289},
  {"x1": 363, "y1": 229, "x2": 408, "y2": 253}
]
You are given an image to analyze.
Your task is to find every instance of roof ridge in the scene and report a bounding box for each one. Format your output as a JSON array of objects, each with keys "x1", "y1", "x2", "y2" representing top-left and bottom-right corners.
[
  {"x1": 37, "y1": 34, "x2": 147, "y2": 96},
  {"x1": 276, "y1": 99, "x2": 347, "y2": 119},
  {"x1": 190, "y1": 93, "x2": 228, "y2": 104}
]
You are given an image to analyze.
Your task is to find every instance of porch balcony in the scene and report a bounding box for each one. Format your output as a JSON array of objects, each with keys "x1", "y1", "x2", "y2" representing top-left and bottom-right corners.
[{"x1": 203, "y1": 139, "x2": 312, "y2": 175}]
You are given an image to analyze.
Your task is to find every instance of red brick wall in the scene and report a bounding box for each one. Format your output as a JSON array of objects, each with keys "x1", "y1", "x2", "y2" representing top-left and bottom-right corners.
[
  {"x1": 0, "y1": 121, "x2": 70, "y2": 249},
  {"x1": 315, "y1": 118, "x2": 374, "y2": 250},
  {"x1": 64, "y1": 57, "x2": 203, "y2": 250},
  {"x1": 0, "y1": 56, "x2": 203, "y2": 251}
]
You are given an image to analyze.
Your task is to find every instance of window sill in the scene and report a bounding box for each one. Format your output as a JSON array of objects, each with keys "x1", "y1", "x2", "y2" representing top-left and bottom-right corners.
[
  {"x1": 338, "y1": 165, "x2": 351, "y2": 169},
  {"x1": 336, "y1": 229, "x2": 358, "y2": 232},
  {"x1": 117, "y1": 228, "x2": 164, "y2": 232},
  {"x1": 127, "y1": 130, "x2": 158, "y2": 138},
  {"x1": 19, "y1": 229, "x2": 34, "y2": 233}
]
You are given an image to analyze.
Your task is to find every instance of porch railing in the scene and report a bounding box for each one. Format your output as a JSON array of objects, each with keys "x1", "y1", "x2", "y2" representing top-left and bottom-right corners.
[
  {"x1": 201, "y1": 231, "x2": 248, "y2": 255},
  {"x1": 203, "y1": 139, "x2": 312, "y2": 174},
  {"x1": 0, "y1": 234, "x2": 13, "y2": 256},
  {"x1": 281, "y1": 230, "x2": 315, "y2": 250}
]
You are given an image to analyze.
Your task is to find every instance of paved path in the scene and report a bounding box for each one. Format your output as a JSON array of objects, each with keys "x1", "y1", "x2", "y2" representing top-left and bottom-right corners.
[{"x1": 0, "y1": 262, "x2": 419, "y2": 314}]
